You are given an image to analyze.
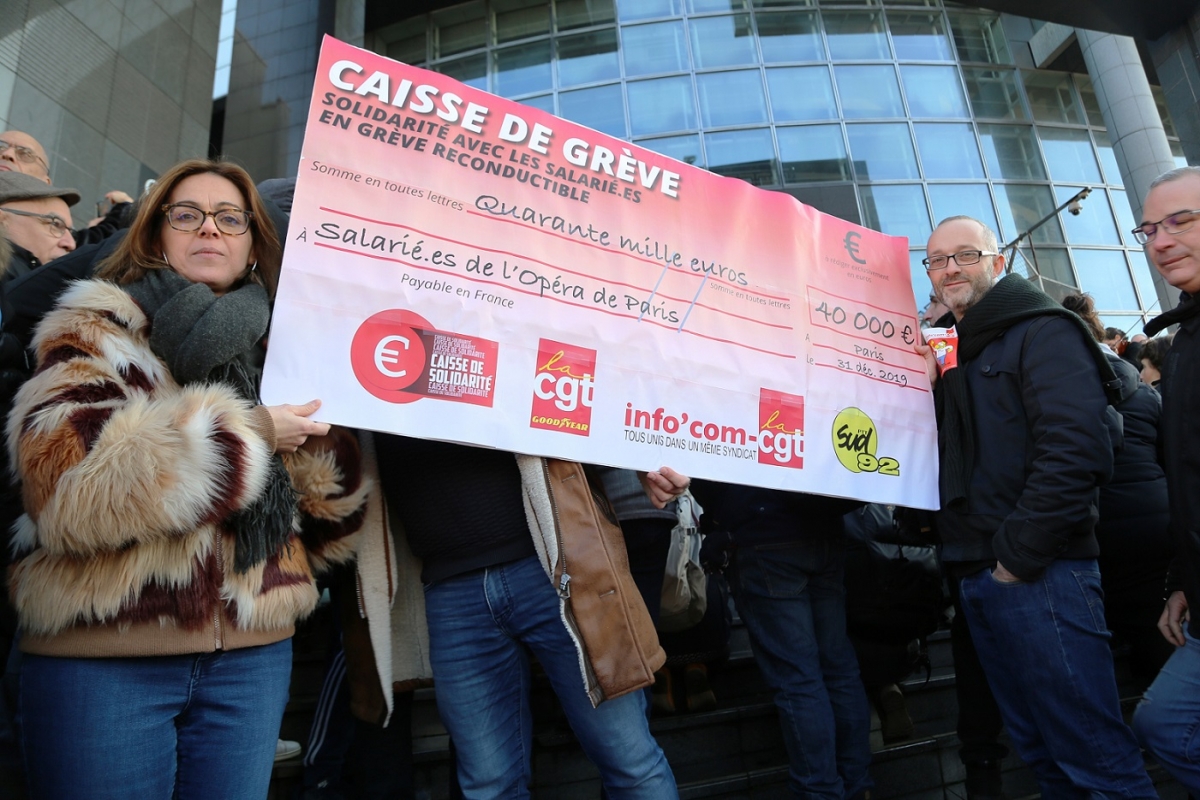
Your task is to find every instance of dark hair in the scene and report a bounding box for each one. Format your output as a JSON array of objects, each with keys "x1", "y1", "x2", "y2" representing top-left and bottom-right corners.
[
  {"x1": 95, "y1": 159, "x2": 282, "y2": 299},
  {"x1": 1103, "y1": 327, "x2": 1126, "y2": 342},
  {"x1": 1140, "y1": 335, "x2": 1174, "y2": 372},
  {"x1": 1060, "y1": 292, "x2": 1105, "y2": 342}
]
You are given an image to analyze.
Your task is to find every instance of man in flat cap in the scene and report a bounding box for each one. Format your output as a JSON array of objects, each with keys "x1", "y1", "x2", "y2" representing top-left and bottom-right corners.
[{"x1": 0, "y1": 171, "x2": 80, "y2": 282}]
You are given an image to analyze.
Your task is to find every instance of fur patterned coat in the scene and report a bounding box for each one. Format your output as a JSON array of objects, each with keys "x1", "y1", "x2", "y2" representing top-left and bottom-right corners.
[{"x1": 6, "y1": 279, "x2": 369, "y2": 657}]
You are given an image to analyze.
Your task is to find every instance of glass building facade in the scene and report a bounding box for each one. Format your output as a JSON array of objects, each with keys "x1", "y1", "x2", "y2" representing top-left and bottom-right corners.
[{"x1": 366, "y1": 0, "x2": 1186, "y2": 325}]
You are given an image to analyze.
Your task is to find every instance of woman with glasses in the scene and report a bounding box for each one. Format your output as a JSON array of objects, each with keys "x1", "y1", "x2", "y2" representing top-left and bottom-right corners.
[{"x1": 6, "y1": 159, "x2": 369, "y2": 799}]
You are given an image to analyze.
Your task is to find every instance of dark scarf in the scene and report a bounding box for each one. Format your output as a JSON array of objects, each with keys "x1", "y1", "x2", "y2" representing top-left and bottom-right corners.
[
  {"x1": 125, "y1": 268, "x2": 297, "y2": 573},
  {"x1": 1145, "y1": 291, "x2": 1198, "y2": 337},
  {"x1": 937, "y1": 274, "x2": 1122, "y2": 507}
]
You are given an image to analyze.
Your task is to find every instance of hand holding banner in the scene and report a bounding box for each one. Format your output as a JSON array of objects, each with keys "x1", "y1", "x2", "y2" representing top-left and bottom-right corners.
[{"x1": 263, "y1": 35, "x2": 940, "y2": 510}]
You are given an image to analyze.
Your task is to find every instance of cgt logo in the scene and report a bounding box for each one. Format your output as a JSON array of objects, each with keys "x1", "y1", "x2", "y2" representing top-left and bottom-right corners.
[
  {"x1": 349, "y1": 309, "x2": 431, "y2": 404},
  {"x1": 530, "y1": 339, "x2": 596, "y2": 436},
  {"x1": 758, "y1": 388, "x2": 804, "y2": 469}
]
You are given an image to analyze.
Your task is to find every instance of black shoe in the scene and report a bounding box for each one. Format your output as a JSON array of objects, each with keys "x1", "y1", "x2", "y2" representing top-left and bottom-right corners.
[{"x1": 964, "y1": 758, "x2": 1005, "y2": 800}]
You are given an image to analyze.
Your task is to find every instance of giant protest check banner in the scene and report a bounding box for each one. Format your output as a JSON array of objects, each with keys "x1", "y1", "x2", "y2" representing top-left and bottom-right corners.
[{"x1": 262, "y1": 35, "x2": 940, "y2": 510}]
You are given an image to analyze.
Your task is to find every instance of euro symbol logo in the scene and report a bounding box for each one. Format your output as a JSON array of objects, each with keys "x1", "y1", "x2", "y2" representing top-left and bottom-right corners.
[
  {"x1": 374, "y1": 335, "x2": 411, "y2": 378},
  {"x1": 843, "y1": 231, "x2": 867, "y2": 265}
]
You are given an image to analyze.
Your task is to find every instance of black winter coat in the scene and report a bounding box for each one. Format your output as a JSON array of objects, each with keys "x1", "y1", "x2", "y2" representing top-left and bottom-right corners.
[
  {"x1": 1149, "y1": 294, "x2": 1200, "y2": 637},
  {"x1": 691, "y1": 481, "x2": 861, "y2": 547},
  {"x1": 1096, "y1": 351, "x2": 1172, "y2": 596},
  {"x1": 935, "y1": 315, "x2": 1113, "y2": 581}
]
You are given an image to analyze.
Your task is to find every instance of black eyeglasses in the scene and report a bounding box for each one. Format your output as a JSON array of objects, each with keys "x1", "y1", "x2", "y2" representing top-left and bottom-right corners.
[
  {"x1": 162, "y1": 203, "x2": 253, "y2": 235},
  {"x1": 0, "y1": 206, "x2": 69, "y2": 237},
  {"x1": 1132, "y1": 209, "x2": 1200, "y2": 245},
  {"x1": 922, "y1": 249, "x2": 997, "y2": 271},
  {"x1": 0, "y1": 139, "x2": 48, "y2": 172}
]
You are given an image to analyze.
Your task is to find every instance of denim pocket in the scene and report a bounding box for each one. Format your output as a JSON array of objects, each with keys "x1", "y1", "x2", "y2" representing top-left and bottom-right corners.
[{"x1": 1071, "y1": 569, "x2": 1108, "y2": 634}]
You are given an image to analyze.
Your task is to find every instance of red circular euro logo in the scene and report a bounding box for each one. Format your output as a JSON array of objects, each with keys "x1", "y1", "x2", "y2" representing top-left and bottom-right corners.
[{"x1": 350, "y1": 310, "x2": 432, "y2": 404}]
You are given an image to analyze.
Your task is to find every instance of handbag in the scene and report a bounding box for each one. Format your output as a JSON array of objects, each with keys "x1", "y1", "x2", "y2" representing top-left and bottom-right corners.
[{"x1": 658, "y1": 490, "x2": 707, "y2": 633}]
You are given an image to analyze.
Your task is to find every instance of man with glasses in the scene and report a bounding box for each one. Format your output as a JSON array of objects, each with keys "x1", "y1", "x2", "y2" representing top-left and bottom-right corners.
[
  {"x1": 0, "y1": 172, "x2": 79, "y2": 280},
  {"x1": 915, "y1": 216, "x2": 1155, "y2": 798},
  {"x1": 1132, "y1": 166, "x2": 1200, "y2": 794},
  {"x1": 0, "y1": 131, "x2": 51, "y2": 182}
]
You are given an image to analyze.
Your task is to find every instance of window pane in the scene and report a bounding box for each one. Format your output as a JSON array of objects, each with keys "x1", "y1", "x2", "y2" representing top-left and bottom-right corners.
[
  {"x1": 757, "y1": 10, "x2": 823, "y2": 62},
  {"x1": 1100, "y1": 315, "x2": 1144, "y2": 336},
  {"x1": 1171, "y1": 140, "x2": 1188, "y2": 169},
  {"x1": 1073, "y1": 249, "x2": 1138, "y2": 311},
  {"x1": 787, "y1": 184, "x2": 860, "y2": 225},
  {"x1": 557, "y1": 29, "x2": 620, "y2": 87},
  {"x1": 706, "y1": 128, "x2": 779, "y2": 185},
  {"x1": 433, "y1": 2, "x2": 486, "y2": 57},
  {"x1": 901, "y1": 65, "x2": 968, "y2": 118},
  {"x1": 847, "y1": 123, "x2": 918, "y2": 180},
  {"x1": 637, "y1": 133, "x2": 704, "y2": 167},
  {"x1": 622, "y1": 21, "x2": 689, "y2": 76},
  {"x1": 753, "y1": 0, "x2": 817, "y2": 7},
  {"x1": 435, "y1": 54, "x2": 488, "y2": 91},
  {"x1": 978, "y1": 123, "x2": 1046, "y2": 180},
  {"x1": 697, "y1": 71, "x2": 767, "y2": 126},
  {"x1": 993, "y1": 183, "x2": 1062, "y2": 244},
  {"x1": 1092, "y1": 130, "x2": 1122, "y2": 186},
  {"x1": 962, "y1": 68, "x2": 1026, "y2": 120},
  {"x1": 383, "y1": 18, "x2": 427, "y2": 65},
  {"x1": 1022, "y1": 71, "x2": 1086, "y2": 125},
  {"x1": 1109, "y1": 189, "x2": 1142, "y2": 248},
  {"x1": 1020, "y1": 248, "x2": 1076, "y2": 300},
  {"x1": 1153, "y1": 85, "x2": 1178, "y2": 139},
  {"x1": 914, "y1": 123, "x2": 983, "y2": 179},
  {"x1": 911, "y1": 250, "x2": 932, "y2": 311},
  {"x1": 889, "y1": 11, "x2": 953, "y2": 61},
  {"x1": 1054, "y1": 185, "x2": 1118, "y2": 245},
  {"x1": 690, "y1": 14, "x2": 758, "y2": 68},
  {"x1": 494, "y1": 41, "x2": 552, "y2": 97},
  {"x1": 946, "y1": 11, "x2": 1011, "y2": 64},
  {"x1": 628, "y1": 76, "x2": 697, "y2": 135},
  {"x1": 778, "y1": 125, "x2": 851, "y2": 182},
  {"x1": 688, "y1": 0, "x2": 749, "y2": 11},
  {"x1": 616, "y1": 0, "x2": 681, "y2": 21},
  {"x1": 927, "y1": 183, "x2": 1000, "y2": 235},
  {"x1": 495, "y1": 0, "x2": 550, "y2": 43},
  {"x1": 520, "y1": 94, "x2": 555, "y2": 114},
  {"x1": 824, "y1": 11, "x2": 890, "y2": 60},
  {"x1": 556, "y1": 0, "x2": 616, "y2": 30},
  {"x1": 835, "y1": 65, "x2": 903, "y2": 119},
  {"x1": 1039, "y1": 127, "x2": 1101, "y2": 183},
  {"x1": 767, "y1": 66, "x2": 836, "y2": 121},
  {"x1": 1126, "y1": 250, "x2": 1162, "y2": 311},
  {"x1": 559, "y1": 84, "x2": 627, "y2": 137},
  {"x1": 1075, "y1": 76, "x2": 1104, "y2": 127},
  {"x1": 861, "y1": 184, "x2": 931, "y2": 242}
]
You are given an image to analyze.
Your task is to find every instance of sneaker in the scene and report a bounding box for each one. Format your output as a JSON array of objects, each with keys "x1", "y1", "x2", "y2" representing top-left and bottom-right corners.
[
  {"x1": 684, "y1": 664, "x2": 717, "y2": 713},
  {"x1": 651, "y1": 667, "x2": 675, "y2": 715},
  {"x1": 878, "y1": 684, "x2": 915, "y2": 744},
  {"x1": 275, "y1": 738, "x2": 302, "y2": 762}
]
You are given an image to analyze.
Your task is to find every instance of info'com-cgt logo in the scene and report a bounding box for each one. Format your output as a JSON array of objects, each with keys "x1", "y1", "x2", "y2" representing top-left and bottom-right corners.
[
  {"x1": 758, "y1": 388, "x2": 804, "y2": 469},
  {"x1": 530, "y1": 339, "x2": 596, "y2": 436}
]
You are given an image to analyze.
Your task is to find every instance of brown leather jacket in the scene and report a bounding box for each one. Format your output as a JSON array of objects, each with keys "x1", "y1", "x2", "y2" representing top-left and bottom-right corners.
[{"x1": 344, "y1": 436, "x2": 664, "y2": 725}]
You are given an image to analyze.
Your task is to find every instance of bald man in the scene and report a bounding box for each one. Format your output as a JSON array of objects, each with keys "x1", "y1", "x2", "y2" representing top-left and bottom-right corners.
[{"x1": 0, "y1": 131, "x2": 51, "y2": 183}]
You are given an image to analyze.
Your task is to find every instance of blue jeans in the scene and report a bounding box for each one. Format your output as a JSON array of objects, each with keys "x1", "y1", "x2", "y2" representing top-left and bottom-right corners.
[
  {"x1": 423, "y1": 555, "x2": 677, "y2": 799},
  {"x1": 959, "y1": 559, "x2": 1156, "y2": 799},
  {"x1": 20, "y1": 639, "x2": 292, "y2": 800},
  {"x1": 1133, "y1": 629, "x2": 1200, "y2": 792},
  {"x1": 728, "y1": 538, "x2": 873, "y2": 799}
]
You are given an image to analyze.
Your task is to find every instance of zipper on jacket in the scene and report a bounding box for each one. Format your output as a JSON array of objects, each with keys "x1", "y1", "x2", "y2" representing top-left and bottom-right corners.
[
  {"x1": 213, "y1": 533, "x2": 224, "y2": 650},
  {"x1": 542, "y1": 460, "x2": 570, "y2": 599}
]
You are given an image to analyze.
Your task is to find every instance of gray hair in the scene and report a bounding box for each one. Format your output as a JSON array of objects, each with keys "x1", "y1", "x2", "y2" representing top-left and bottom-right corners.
[
  {"x1": 933, "y1": 215, "x2": 999, "y2": 254},
  {"x1": 1149, "y1": 165, "x2": 1200, "y2": 189}
]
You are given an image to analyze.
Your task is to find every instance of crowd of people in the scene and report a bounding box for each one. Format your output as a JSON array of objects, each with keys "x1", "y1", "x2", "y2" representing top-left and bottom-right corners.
[{"x1": 0, "y1": 127, "x2": 1199, "y2": 800}]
